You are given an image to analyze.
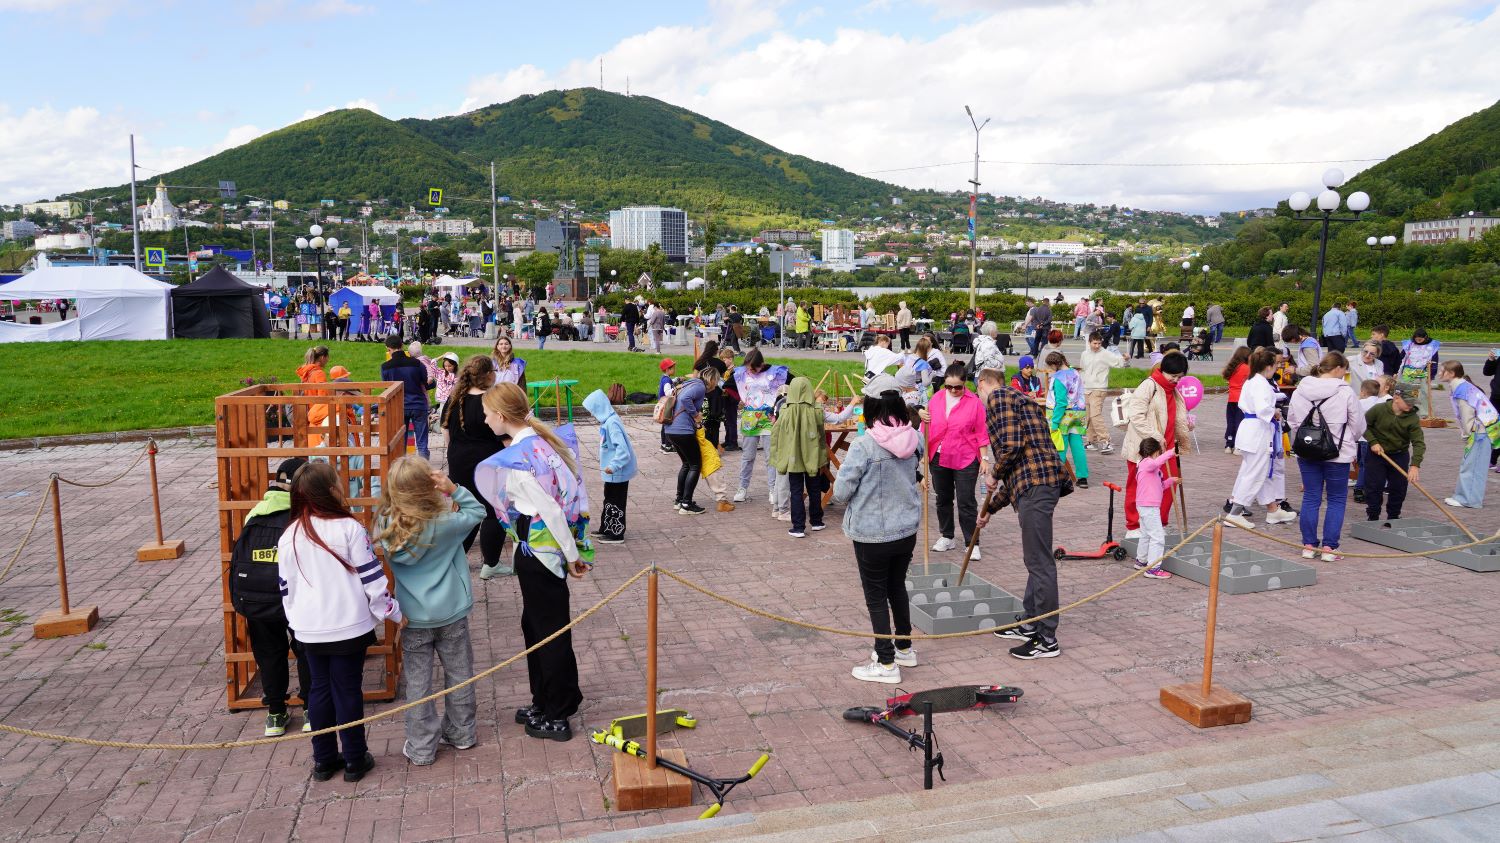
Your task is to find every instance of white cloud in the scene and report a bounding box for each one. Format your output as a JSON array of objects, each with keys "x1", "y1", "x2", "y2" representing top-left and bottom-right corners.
[{"x1": 452, "y1": 0, "x2": 1500, "y2": 213}]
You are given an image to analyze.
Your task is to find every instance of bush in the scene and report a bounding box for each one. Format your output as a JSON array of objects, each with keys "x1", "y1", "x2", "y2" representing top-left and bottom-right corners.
[{"x1": 596, "y1": 286, "x2": 859, "y2": 314}]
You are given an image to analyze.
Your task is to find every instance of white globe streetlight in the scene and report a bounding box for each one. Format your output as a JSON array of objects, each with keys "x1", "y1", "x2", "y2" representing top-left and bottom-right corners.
[
  {"x1": 1321, "y1": 168, "x2": 1345, "y2": 189},
  {"x1": 309, "y1": 224, "x2": 323, "y2": 237},
  {"x1": 1367, "y1": 234, "x2": 1399, "y2": 300},
  {"x1": 1288, "y1": 192, "x2": 1312, "y2": 212},
  {"x1": 295, "y1": 237, "x2": 309, "y2": 250},
  {"x1": 1288, "y1": 172, "x2": 1370, "y2": 324}
]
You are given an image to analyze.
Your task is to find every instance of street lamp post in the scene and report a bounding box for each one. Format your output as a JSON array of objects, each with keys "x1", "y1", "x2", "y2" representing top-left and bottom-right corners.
[
  {"x1": 295, "y1": 224, "x2": 339, "y2": 340},
  {"x1": 1366, "y1": 235, "x2": 1397, "y2": 300},
  {"x1": 1016, "y1": 242, "x2": 1036, "y2": 300},
  {"x1": 1288, "y1": 169, "x2": 1369, "y2": 329},
  {"x1": 1180, "y1": 260, "x2": 1190, "y2": 289},
  {"x1": 964, "y1": 105, "x2": 990, "y2": 313}
]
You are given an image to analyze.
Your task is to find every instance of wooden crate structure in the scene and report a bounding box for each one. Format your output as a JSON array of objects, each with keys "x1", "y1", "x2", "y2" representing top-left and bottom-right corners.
[{"x1": 216, "y1": 381, "x2": 407, "y2": 710}]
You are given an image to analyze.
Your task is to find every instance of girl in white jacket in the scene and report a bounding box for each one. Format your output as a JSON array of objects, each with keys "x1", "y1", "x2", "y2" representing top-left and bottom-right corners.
[
  {"x1": 1224, "y1": 348, "x2": 1298, "y2": 531},
  {"x1": 278, "y1": 461, "x2": 401, "y2": 784}
]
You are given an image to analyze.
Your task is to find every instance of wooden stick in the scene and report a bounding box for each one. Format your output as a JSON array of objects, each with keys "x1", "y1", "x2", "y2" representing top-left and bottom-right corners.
[
  {"x1": 1374, "y1": 448, "x2": 1479, "y2": 542},
  {"x1": 51, "y1": 476, "x2": 69, "y2": 616},
  {"x1": 843, "y1": 374, "x2": 861, "y2": 401},
  {"x1": 1202, "y1": 518, "x2": 1224, "y2": 697},
  {"x1": 1172, "y1": 455, "x2": 1190, "y2": 536},
  {"x1": 147, "y1": 441, "x2": 164, "y2": 546},
  {"x1": 645, "y1": 568, "x2": 659, "y2": 769},
  {"x1": 956, "y1": 485, "x2": 999, "y2": 588},
  {"x1": 1423, "y1": 369, "x2": 1434, "y2": 420},
  {"x1": 813, "y1": 369, "x2": 831, "y2": 396}
]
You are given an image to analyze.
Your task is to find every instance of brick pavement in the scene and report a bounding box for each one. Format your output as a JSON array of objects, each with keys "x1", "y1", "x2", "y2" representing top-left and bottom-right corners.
[{"x1": 0, "y1": 393, "x2": 1497, "y2": 842}]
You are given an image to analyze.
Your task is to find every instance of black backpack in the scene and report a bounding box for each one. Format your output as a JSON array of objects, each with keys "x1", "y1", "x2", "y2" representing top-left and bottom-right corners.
[
  {"x1": 1292, "y1": 397, "x2": 1343, "y2": 462},
  {"x1": 229, "y1": 510, "x2": 292, "y2": 621}
]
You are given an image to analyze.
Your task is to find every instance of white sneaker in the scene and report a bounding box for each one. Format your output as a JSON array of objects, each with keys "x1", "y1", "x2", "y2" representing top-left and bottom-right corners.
[
  {"x1": 732, "y1": 488, "x2": 747, "y2": 503},
  {"x1": 1100, "y1": 445, "x2": 1114, "y2": 455},
  {"x1": 1124, "y1": 529, "x2": 1142, "y2": 540},
  {"x1": 931, "y1": 536, "x2": 955, "y2": 552},
  {"x1": 1266, "y1": 508, "x2": 1297, "y2": 525},
  {"x1": 879, "y1": 648, "x2": 918, "y2": 667},
  {"x1": 969, "y1": 546, "x2": 982, "y2": 561},
  {"x1": 1444, "y1": 497, "x2": 1465, "y2": 508},
  {"x1": 1084, "y1": 443, "x2": 1097, "y2": 451},
  {"x1": 851, "y1": 661, "x2": 901, "y2": 684},
  {"x1": 1223, "y1": 508, "x2": 1255, "y2": 530}
]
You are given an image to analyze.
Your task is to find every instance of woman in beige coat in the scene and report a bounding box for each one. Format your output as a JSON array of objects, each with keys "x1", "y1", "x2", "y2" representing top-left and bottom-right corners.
[
  {"x1": 1121, "y1": 353, "x2": 1193, "y2": 538},
  {"x1": 896, "y1": 302, "x2": 914, "y2": 351}
]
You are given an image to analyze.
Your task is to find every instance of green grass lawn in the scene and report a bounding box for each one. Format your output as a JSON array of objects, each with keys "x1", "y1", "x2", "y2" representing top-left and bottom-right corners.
[{"x1": 1, "y1": 340, "x2": 870, "y2": 439}]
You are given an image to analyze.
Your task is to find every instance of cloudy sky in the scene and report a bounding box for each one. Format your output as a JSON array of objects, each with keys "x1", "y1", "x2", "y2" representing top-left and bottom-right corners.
[{"x1": 1, "y1": 0, "x2": 1497, "y2": 213}]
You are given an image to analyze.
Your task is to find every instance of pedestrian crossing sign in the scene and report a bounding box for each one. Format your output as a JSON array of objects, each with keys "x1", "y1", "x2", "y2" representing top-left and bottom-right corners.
[
  {"x1": 145, "y1": 247, "x2": 166, "y2": 268},
  {"x1": 481, "y1": 251, "x2": 495, "y2": 268},
  {"x1": 427, "y1": 188, "x2": 443, "y2": 206}
]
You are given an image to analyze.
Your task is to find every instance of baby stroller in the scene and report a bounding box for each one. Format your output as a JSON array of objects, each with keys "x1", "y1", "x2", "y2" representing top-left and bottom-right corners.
[{"x1": 1186, "y1": 329, "x2": 1213, "y2": 361}]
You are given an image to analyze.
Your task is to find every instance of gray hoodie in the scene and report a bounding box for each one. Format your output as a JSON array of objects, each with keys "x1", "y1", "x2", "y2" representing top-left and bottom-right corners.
[
  {"x1": 1287, "y1": 375, "x2": 1366, "y2": 463},
  {"x1": 833, "y1": 422, "x2": 924, "y2": 543}
]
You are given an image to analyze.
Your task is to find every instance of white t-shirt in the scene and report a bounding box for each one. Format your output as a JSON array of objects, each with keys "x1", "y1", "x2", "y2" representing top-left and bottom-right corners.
[{"x1": 1182, "y1": 306, "x2": 1196, "y2": 320}]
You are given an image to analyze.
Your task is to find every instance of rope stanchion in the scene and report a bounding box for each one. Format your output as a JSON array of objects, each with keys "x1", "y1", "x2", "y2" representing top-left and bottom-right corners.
[
  {"x1": 1161, "y1": 517, "x2": 1252, "y2": 727},
  {"x1": 137, "y1": 438, "x2": 187, "y2": 562},
  {"x1": 661, "y1": 517, "x2": 1217, "y2": 641},
  {"x1": 0, "y1": 482, "x2": 51, "y2": 586},
  {"x1": 0, "y1": 565, "x2": 650, "y2": 750},
  {"x1": 33, "y1": 475, "x2": 99, "y2": 639}
]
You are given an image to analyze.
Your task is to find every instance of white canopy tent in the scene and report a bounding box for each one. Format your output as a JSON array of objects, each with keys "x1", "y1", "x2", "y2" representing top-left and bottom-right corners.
[
  {"x1": 432, "y1": 275, "x2": 482, "y2": 289},
  {"x1": 0, "y1": 266, "x2": 173, "y2": 343}
]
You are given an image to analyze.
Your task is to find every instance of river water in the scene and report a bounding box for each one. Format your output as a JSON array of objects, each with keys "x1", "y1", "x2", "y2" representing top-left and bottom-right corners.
[{"x1": 833, "y1": 285, "x2": 1151, "y2": 302}]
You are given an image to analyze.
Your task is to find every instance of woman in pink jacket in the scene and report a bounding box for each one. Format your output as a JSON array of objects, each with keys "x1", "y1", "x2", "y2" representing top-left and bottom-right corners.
[{"x1": 917, "y1": 362, "x2": 990, "y2": 559}]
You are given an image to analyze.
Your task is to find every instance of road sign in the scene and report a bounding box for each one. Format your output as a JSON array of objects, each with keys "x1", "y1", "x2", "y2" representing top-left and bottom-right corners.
[
  {"x1": 218, "y1": 180, "x2": 237, "y2": 199},
  {"x1": 427, "y1": 188, "x2": 443, "y2": 206},
  {"x1": 145, "y1": 247, "x2": 166, "y2": 268},
  {"x1": 481, "y1": 251, "x2": 495, "y2": 268},
  {"x1": 583, "y1": 253, "x2": 600, "y2": 278},
  {"x1": 769, "y1": 252, "x2": 795, "y2": 273}
]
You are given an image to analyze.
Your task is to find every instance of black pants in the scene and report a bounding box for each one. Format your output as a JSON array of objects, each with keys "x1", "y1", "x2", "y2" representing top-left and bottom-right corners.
[
  {"x1": 721, "y1": 394, "x2": 740, "y2": 448},
  {"x1": 624, "y1": 320, "x2": 639, "y2": 350},
  {"x1": 931, "y1": 457, "x2": 979, "y2": 545},
  {"x1": 1323, "y1": 335, "x2": 1347, "y2": 353},
  {"x1": 463, "y1": 517, "x2": 505, "y2": 567},
  {"x1": 899, "y1": 328, "x2": 911, "y2": 350},
  {"x1": 1015, "y1": 484, "x2": 1061, "y2": 638},
  {"x1": 1363, "y1": 449, "x2": 1409, "y2": 520},
  {"x1": 854, "y1": 535, "x2": 916, "y2": 665},
  {"x1": 305, "y1": 642, "x2": 370, "y2": 767},
  {"x1": 1225, "y1": 403, "x2": 1243, "y2": 450},
  {"x1": 244, "y1": 615, "x2": 310, "y2": 714},
  {"x1": 601, "y1": 480, "x2": 629, "y2": 539},
  {"x1": 703, "y1": 415, "x2": 722, "y2": 449},
  {"x1": 517, "y1": 549, "x2": 582, "y2": 721},
  {"x1": 667, "y1": 432, "x2": 702, "y2": 504},
  {"x1": 787, "y1": 471, "x2": 825, "y2": 532},
  {"x1": 1130, "y1": 338, "x2": 1146, "y2": 358}
]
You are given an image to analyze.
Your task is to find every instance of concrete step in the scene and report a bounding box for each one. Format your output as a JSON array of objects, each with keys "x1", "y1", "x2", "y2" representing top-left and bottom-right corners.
[{"x1": 574, "y1": 698, "x2": 1500, "y2": 843}]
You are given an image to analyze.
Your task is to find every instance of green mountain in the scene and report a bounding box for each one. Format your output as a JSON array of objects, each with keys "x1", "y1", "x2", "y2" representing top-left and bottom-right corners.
[
  {"x1": 1345, "y1": 98, "x2": 1500, "y2": 220},
  {"x1": 86, "y1": 88, "x2": 897, "y2": 220}
]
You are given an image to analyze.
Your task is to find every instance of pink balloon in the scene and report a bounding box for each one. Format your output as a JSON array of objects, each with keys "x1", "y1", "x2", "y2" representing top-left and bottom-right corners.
[{"x1": 1176, "y1": 376, "x2": 1204, "y2": 411}]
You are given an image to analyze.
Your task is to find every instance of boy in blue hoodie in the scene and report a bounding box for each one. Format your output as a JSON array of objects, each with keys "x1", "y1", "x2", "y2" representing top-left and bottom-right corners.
[
  {"x1": 374, "y1": 456, "x2": 486, "y2": 766},
  {"x1": 583, "y1": 388, "x2": 638, "y2": 543}
]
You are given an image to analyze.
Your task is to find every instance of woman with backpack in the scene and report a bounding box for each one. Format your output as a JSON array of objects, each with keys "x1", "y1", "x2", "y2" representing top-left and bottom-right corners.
[
  {"x1": 663, "y1": 365, "x2": 710, "y2": 514},
  {"x1": 1287, "y1": 352, "x2": 1364, "y2": 561}
]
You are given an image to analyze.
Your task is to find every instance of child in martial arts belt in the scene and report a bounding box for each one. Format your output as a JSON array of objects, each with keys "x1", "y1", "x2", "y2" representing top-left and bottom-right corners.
[{"x1": 1224, "y1": 348, "x2": 1298, "y2": 530}]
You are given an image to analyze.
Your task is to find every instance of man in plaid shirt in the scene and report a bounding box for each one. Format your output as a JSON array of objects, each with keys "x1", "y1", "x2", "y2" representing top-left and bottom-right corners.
[{"x1": 975, "y1": 367, "x2": 1067, "y2": 660}]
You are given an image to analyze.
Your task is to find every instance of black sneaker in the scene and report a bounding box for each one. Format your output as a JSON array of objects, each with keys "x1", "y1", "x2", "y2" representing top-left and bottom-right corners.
[
  {"x1": 661, "y1": 444, "x2": 676, "y2": 453},
  {"x1": 343, "y1": 752, "x2": 376, "y2": 782},
  {"x1": 593, "y1": 533, "x2": 624, "y2": 545},
  {"x1": 1009, "y1": 636, "x2": 1061, "y2": 660},
  {"x1": 525, "y1": 717, "x2": 573, "y2": 742},
  {"x1": 1076, "y1": 478, "x2": 1089, "y2": 490},
  {"x1": 994, "y1": 623, "x2": 1037, "y2": 642},
  {"x1": 678, "y1": 501, "x2": 706, "y2": 515},
  {"x1": 514, "y1": 705, "x2": 541, "y2": 725},
  {"x1": 310, "y1": 760, "x2": 343, "y2": 782},
  {"x1": 1352, "y1": 488, "x2": 1366, "y2": 504}
]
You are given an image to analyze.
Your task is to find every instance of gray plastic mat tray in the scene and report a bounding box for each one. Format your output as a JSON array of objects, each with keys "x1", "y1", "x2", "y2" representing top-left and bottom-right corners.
[{"x1": 1349, "y1": 517, "x2": 1500, "y2": 573}]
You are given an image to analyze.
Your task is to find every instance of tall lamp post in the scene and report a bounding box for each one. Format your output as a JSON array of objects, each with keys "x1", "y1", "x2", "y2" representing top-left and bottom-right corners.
[
  {"x1": 294, "y1": 224, "x2": 339, "y2": 340},
  {"x1": 1366, "y1": 235, "x2": 1396, "y2": 300},
  {"x1": 1288, "y1": 169, "x2": 1369, "y2": 329},
  {"x1": 1016, "y1": 242, "x2": 1036, "y2": 300},
  {"x1": 1180, "y1": 260, "x2": 1190, "y2": 289},
  {"x1": 964, "y1": 105, "x2": 990, "y2": 312}
]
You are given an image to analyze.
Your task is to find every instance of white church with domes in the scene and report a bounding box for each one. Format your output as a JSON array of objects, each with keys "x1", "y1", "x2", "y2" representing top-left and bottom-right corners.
[{"x1": 138, "y1": 181, "x2": 182, "y2": 232}]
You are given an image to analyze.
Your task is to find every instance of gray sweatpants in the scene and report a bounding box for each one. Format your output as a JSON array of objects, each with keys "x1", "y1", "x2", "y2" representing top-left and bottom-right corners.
[
  {"x1": 1014, "y1": 485, "x2": 1061, "y2": 637},
  {"x1": 401, "y1": 616, "x2": 478, "y2": 763},
  {"x1": 737, "y1": 434, "x2": 782, "y2": 507}
]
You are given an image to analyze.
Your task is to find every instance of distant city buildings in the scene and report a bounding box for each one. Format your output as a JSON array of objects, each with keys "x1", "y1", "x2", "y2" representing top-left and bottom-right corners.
[
  {"x1": 493, "y1": 227, "x2": 535, "y2": 249},
  {"x1": 535, "y1": 216, "x2": 580, "y2": 255},
  {"x1": 1033, "y1": 240, "x2": 1088, "y2": 255},
  {"x1": 1403, "y1": 214, "x2": 1499, "y2": 245},
  {"x1": 371, "y1": 216, "x2": 475, "y2": 236},
  {"x1": 759, "y1": 228, "x2": 813, "y2": 242},
  {"x1": 3, "y1": 220, "x2": 39, "y2": 240},
  {"x1": 21, "y1": 200, "x2": 81, "y2": 218},
  {"x1": 137, "y1": 181, "x2": 182, "y2": 232},
  {"x1": 609, "y1": 206, "x2": 688, "y2": 261},
  {"x1": 820, "y1": 228, "x2": 855, "y2": 272},
  {"x1": 33, "y1": 232, "x2": 94, "y2": 250}
]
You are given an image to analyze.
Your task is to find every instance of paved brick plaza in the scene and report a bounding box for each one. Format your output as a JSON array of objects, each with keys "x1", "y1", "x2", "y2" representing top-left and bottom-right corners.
[{"x1": 0, "y1": 394, "x2": 1497, "y2": 842}]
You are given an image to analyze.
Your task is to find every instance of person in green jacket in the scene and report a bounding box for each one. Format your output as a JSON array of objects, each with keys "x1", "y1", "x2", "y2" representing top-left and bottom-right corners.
[
  {"x1": 770, "y1": 377, "x2": 828, "y2": 537},
  {"x1": 795, "y1": 302, "x2": 811, "y2": 348},
  {"x1": 1363, "y1": 381, "x2": 1425, "y2": 522},
  {"x1": 374, "y1": 456, "x2": 485, "y2": 766}
]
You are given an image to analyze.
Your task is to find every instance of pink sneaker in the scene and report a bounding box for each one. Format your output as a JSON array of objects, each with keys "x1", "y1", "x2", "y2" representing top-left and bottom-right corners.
[{"x1": 1142, "y1": 566, "x2": 1171, "y2": 579}]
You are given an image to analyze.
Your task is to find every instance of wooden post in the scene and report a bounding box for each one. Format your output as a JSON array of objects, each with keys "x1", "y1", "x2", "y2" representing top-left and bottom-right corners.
[
  {"x1": 646, "y1": 567, "x2": 659, "y2": 769},
  {"x1": 137, "y1": 440, "x2": 187, "y2": 562},
  {"x1": 34, "y1": 476, "x2": 100, "y2": 639},
  {"x1": 1159, "y1": 518, "x2": 1251, "y2": 727},
  {"x1": 921, "y1": 419, "x2": 930, "y2": 574},
  {"x1": 611, "y1": 564, "x2": 693, "y2": 812}
]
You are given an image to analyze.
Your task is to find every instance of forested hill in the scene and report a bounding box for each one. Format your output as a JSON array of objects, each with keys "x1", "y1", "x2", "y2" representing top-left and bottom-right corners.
[
  {"x1": 1344, "y1": 98, "x2": 1500, "y2": 220},
  {"x1": 83, "y1": 88, "x2": 898, "y2": 219}
]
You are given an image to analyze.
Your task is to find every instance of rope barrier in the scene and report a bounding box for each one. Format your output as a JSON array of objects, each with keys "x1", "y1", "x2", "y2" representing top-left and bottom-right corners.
[
  {"x1": 0, "y1": 486, "x2": 50, "y2": 586},
  {"x1": 1235, "y1": 521, "x2": 1500, "y2": 559},
  {"x1": 0, "y1": 566, "x2": 650, "y2": 750},
  {"x1": 659, "y1": 517, "x2": 1217, "y2": 641},
  {"x1": 54, "y1": 442, "x2": 151, "y2": 489}
]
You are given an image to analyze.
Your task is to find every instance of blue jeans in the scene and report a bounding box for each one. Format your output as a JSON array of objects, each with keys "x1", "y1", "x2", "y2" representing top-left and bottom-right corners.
[
  {"x1": 1298, "y1": 458, "x2": 1350, "y2": 549},
  {"x1": 1211, "y1": 323, "x2": 1224, "y2": 343},
  {"x1": 405, "y1": 408, "x2": 430, "y2": 459}
]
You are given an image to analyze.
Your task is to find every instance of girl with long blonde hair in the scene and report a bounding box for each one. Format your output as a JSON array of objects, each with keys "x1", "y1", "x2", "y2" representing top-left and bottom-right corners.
[
  {"x1": 475, "y1": 383, "x2": 593, "y2": 741},
  {"x1": 374, "y1": 456, "x2": 485, "y2": 766}
]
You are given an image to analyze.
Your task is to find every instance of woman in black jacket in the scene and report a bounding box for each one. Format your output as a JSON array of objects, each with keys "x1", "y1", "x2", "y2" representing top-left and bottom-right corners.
[
  {"x1": 1485, "y1": 350, "x2": 1500, "y2": 469},
  {"x1": 1245, "y1": 306, "x2": 1275, "y2": 351},
  {"x1": 443, "y1": 355, "x2": 510, "y2": 578}
]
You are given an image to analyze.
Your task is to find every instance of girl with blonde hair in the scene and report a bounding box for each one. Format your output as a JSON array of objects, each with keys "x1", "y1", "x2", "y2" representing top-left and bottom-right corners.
[
  {"x1": 476, "y1": 383, "x2": 593, "y2": 741},
  {"x1": 374, "y1": 456, "x2": 485, "y2": 765}
]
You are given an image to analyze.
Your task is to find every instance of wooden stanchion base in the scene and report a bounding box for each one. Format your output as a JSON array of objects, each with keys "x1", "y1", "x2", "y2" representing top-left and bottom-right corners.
[
  {"x1": 136, "y1": 539, "x2": 186, "y2": 562},
  {"x1": 1419, "y1": 418, "x2": 1449, "y2": 429},
  {"x1": 612, "y1": 749, "x2": 693, "y2": 811},
  {"x1": 1160, "y1": 683, "x2": 1252, "y2": 728},
  {"x1": 34, "y1": 605, "x2": 100, "y2": 639}
]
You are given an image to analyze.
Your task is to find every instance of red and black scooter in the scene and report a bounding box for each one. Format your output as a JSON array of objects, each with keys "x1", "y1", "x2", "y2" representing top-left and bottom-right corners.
[
  {"x1": 844, "y1": 684, "x2": 1023, "y2": 789},
  {"x1": 1053, "y1": 481, "x2": 1128, "y2": 560}
]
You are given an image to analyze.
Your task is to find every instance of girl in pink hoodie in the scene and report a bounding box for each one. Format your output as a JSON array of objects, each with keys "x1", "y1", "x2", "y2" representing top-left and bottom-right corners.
[{"x1": 1132, "y1": 438, "x2": 1176, "y2": 579}]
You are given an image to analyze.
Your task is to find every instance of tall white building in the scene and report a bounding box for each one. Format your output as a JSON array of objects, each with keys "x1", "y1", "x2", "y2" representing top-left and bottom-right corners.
[
  {"x1": 821, "y1": 228, "x2": 855, "y2": 272},
  {"x1": 609, "y1": 206, "x2": 688, "y2": 261},
  {"x1": 1403, "y1": 215, "x2": 1499, "y2": 245},
  {"x1": 137, "y1": 181, "x2": 182, "y2": 232}
]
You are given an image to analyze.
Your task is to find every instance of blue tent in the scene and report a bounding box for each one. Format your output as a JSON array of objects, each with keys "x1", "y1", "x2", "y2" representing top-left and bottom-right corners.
[{"x1": 329, "y1": 285, "x2": 401, "y2": 333}]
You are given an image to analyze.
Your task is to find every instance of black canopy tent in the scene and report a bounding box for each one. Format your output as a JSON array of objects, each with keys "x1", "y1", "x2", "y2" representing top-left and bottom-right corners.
[{"x1": 171, "y1": 266, "x2": 272, "y2": 339}]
